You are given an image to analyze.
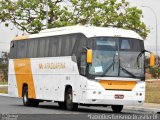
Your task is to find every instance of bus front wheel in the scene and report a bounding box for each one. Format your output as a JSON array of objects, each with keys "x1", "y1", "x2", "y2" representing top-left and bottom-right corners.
[
  {"x1": 58, "y1": 102, "x2": 66, "y2": 109},
  {"x1": 22, "y1": 86, "x2": 39, "y2": 107},
  {"x1": 111, "y1": 105, "x2": 123, "y2": 113},
  {"x1": 65, "y1": 87, "x2": 78, "y2": 111}
]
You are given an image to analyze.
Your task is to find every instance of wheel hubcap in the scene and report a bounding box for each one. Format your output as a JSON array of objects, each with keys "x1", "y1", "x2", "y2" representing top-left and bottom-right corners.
[
  {"x1": 67, "y1": 93, "x2": 72, "y2": 105},
  {"x1": 24, "y1": 93, "x2": 27, "y2": 103}
]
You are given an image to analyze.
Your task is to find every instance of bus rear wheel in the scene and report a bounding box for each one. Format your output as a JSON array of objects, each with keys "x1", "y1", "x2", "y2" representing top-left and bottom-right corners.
[
  {"x1": 65, "y1": 87, "x2": 78, "y2": 111},
  {"x1": 111, "y1": 105, "x2": 123, "y2": 113},
  {"x1": 22, "y1": 86, "x2": 39, "y2": 107}
]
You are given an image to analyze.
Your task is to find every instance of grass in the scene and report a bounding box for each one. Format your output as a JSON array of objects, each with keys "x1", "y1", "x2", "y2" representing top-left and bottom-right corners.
[
  {"x1": 0, "y1": 87, "x2": 8, "y2": 94},
  {"x1": 145, "y1": 80, "x2": 160, "y2": 104},
  {"x1": 145, "y1": 73, "x2": 155, "y2": 80},
  {"x1": 0, "y1": 81, "x2": 8, "y2": 85}
]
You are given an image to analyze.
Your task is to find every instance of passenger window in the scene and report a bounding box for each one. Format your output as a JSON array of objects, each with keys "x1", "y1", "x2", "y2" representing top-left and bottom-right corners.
[
  {"x1": 9, "y1": 41, "x2": 14, "y2": 59},
  {"x1": 37, "y1": 38, "x2": 46, "y2": 57},
  {"x1": 27, "y1": 39, "x2": 38, "y2": 58},
  {"x1": 17, "y1": 41, "x2": 27, "y2": 58},
  {"x1": 49, "y1": 37, "x2": 59, "y2": 57}
]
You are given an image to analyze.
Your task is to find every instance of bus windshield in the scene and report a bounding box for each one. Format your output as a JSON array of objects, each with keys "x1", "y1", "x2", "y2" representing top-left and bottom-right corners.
[{"x1": 88, "y1": 37, "x2": 145, "y2": 80}]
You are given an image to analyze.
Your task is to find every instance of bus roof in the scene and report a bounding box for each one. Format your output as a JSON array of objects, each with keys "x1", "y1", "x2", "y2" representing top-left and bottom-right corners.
[{"x1": 13, "y1": 25, "x2": 143, "y2": 41}]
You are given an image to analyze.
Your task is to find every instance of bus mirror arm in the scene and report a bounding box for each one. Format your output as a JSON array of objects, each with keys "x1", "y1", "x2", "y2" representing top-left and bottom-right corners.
[
  {"x1": 144, "y1": 50, "x2": 155, "y2": 67},
  {"x1": 80, "y1": 47, "x2": 89, "y2": 54},
  {"x1": 136, "y1": 50, "x2": 155, "y2": 68},
  {"x1": 83, "y1": 46, "x2": 90, "y2": 51},
  {"x1": 137, "y1": 50, "x2": 147, "y2": 68}
]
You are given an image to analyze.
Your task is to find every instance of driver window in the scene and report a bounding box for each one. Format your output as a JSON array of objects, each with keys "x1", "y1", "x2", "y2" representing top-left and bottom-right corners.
[{"x1": 80, "y1": 53, "x2": 87, "y2": 75}]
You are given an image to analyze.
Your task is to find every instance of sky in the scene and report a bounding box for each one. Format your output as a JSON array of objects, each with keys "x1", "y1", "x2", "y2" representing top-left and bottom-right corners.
[
  {"x1": 127, "y1": 0, "x2": 160, "y2": 56},
  {"x1": 0, "y1": 0, "x2": 160, "y2": 56}
]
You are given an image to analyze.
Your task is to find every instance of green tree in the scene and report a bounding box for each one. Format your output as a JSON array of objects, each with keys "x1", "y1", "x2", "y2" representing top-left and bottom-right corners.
[
  {"x1": 0, "y1": 0, "x2": 149, "y2": 38},
  {"x1": 0, "y1": 52, "x2": 9, "y2": 82},
  {"x1": 148, "y1": 56, "x2": 160, "y2": 79},
  {"x1": 150, "y1": 66, "x2": 160, "y2": 78}
]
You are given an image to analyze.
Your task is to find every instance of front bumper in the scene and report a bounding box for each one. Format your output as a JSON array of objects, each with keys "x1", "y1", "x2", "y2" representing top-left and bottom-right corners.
[{"x1": 81, "y1": 90, "x2": 145, "y2": 106}]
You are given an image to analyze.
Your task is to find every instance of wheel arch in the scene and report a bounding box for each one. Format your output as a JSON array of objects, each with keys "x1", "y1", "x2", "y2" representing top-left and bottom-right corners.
[{"x1": 22, "y1": 83, "x2": 28, "y2": 97}]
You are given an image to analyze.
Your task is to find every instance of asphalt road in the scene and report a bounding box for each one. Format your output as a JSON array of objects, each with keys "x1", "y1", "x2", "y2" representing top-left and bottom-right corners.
[
  {"x1": 0, "y1": 96, "x2": 157, "y2": 120},
  {"x1": 0, "y1": 96, "x2": 151, "y2": 114}
]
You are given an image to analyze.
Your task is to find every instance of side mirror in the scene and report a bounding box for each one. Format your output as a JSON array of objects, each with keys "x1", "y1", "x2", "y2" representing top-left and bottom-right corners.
[
  {"x1": 87, "y1": 49, "x2": 92, "y2": 64},
  {"x1": 150, "y1": 53, "x2": 155, "y2": 67}
]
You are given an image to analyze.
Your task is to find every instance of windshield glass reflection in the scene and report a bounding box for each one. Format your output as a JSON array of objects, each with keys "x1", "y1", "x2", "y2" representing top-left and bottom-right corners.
[{"x1": 88, "y1": 37, "x2": 144, "y2": 79}]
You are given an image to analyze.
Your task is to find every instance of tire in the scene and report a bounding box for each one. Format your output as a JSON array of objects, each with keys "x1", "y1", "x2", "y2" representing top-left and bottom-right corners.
[
  {"x1": 111, "y1": 105, "x2": 123, "y2": 113},
  {"x1": 31, "y1": 99, "x2": 39, "y2": 107},
  {"x1": 22, "y1": 86, "x2": 39, "y2": 107},
  {"x1": 65, "y1": 87, "x2": 78, "y2": 111},
  {"x1": 58, "y1": 102, "x2": 66, "y2": 109}
]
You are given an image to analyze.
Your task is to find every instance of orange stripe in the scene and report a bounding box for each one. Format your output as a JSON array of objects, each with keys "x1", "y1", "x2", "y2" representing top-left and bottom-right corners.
[
  {"x1": 13, "y1": 59, "x2": 36, "y2": 98},
  {"x1": 99, "y1": 80, "x2": 136, "y2": 90},
  {"x1": 12, "y1": 35, "x2": 29, "y2": 41}
]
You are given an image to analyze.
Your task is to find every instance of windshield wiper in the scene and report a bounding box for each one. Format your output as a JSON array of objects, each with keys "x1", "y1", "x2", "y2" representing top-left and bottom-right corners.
[
  {"x1": 100, "y1": 52, "x2": 139, "y2": 78},
  {"x1": 120, "y1": 66, "x2": 137, "y2": 78},
  {"x1": 101, "y1": 59, "x2": 137, "y2": 78},
  {"x1": 101, "y1": 53, "x2": 116, "y2": 76},
  {"x1": 101, "y1": 61, "x2": 115, "y2": 76},
  {"x1": 119, "y1": 58, "x2": 137, "y2": 78}
]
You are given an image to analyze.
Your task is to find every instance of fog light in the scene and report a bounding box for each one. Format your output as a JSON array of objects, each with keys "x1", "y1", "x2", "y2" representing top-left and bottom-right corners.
[{"x1": 93, "y1": 91, "x2": 96, "y2": 94}]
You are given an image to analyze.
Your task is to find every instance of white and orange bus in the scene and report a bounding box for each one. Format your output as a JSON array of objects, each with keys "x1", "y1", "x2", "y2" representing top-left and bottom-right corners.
[{"x1": 8, "y1": 25, "x2": 155, "y2": 112}]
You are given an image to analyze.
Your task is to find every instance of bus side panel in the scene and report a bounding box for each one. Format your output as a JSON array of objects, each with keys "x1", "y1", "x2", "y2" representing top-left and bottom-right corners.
[
  {"x1": 9, "y1": 56, "x2": 88, "y2": 102},
  {"x1": 72, "y1": 75, "x2": 88, "y2": 103},
  {"x1": 30, "y1": 57, "x2": 80, "y2": 101},
  {"x1": 55, "y1": 74, "x2": 87, "y2": 103},
  {"x1": 10, "y1": 59, "x2": 36, "y2": 99},
  {"x1": 8, "y1": 60, "x2": 19, "y2": 97}
]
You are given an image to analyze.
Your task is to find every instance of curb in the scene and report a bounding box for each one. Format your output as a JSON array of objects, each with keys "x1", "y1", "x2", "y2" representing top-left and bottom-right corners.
[
  {"x1": 0, "y1": 93, "x2": 8, "y2": 97},
  {"x1": 146, "y1": 79, "x2": 160, "y2": 82},
  {"x1": 0, "y1": 85, "x2": 8, "y2": 88},
  {"x1": 124, "y1": 106, "x2": 160, "y2": 114}
]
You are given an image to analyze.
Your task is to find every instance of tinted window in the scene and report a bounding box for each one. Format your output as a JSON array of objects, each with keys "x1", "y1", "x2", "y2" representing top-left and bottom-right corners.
[
  {"x1": 88, "y1": 37, "x2": 117, "y2": 51},
  {"x1": 37, "y1": 38, "x2": 46, "y2": 57},
  {"x1": 74, "y1": 34, "x2": 87, "y2": 57},
  {"x1": 120, "y1": 40, "x2": 131, "y2": 49},
  {"x1": 49, "y1": 36, "x2": 59, "y2": 57},
  {"x1": 10, "y1": 33, "x2": 87, "y2": 59},
  {"x1": 13, "y1": 41, "x2": 18, "y2": 58},
  {"x1": 9, "y1": 41, "x2": 15, "y2": 59},
  {"x1": 27, "y1": 39, "x2": 38, "y2": 58},
  {"x1": 61, "y1": 35, "x2": 77, "y2": 56},
  {"x1": 44, "y1": 38, "x2": 50, "y2": 57},
  {"x1": 17, "y1": 41, "x2": 27, "y2": 58},
  {"x1": 119, "y1": 38, "x2": 144, "y2": 51}
]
